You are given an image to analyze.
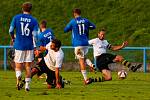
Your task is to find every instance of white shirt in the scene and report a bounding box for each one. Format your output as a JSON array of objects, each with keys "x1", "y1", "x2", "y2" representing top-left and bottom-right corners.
[
  {"x1": 88, "y1": 38, "x2": 111, "y2": 57},
  {"x1": 44, "y1": 42, "x2": 64, "y2": 71}
]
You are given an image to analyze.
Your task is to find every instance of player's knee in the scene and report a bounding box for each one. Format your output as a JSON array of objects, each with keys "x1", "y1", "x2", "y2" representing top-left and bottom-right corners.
[
  {"x1": 104, "y1": 76, "x2": 112, "y2": 81},
  {"x1": 114, "y1": 55, "x2": 124, "y2": 62}
]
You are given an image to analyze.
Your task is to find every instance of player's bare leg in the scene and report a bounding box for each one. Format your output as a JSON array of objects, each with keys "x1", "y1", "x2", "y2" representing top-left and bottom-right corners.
[
  {"x1": 85, "y1": 58, "x2": 96, "y2": 72},
  {"x1": 79, "y1": 58, "x2": 92, "y2": 85},
  {"x1": 114, "y1": 55, "x2": 142, "y2": 72},
  {"x1": 102, "y1": 69, "x2": 112, "y2": 81}
]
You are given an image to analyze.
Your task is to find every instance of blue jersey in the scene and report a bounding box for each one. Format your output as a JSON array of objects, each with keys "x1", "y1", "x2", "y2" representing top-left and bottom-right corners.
[
  {"x1": 9, "y1": 14, "x2": 39, "y2": 50},
  {"x1": 64, "y1": 16, "x2": 96, "y2": 47},
  {"x1": 38, "y1": 28, "x2": 55, "y2": 46}
]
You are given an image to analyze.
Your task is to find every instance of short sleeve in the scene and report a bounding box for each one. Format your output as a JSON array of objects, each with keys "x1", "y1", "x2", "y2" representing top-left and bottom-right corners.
[
  {"x1": 88, "y1": 38, "x2": 96, "y2": 45},
  {"x1": 55, "y1": 52, "x2": 64, "y2": 68}
]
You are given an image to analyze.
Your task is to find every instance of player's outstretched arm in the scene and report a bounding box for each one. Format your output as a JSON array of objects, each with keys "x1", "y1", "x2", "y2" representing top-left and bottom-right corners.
[
  {"x1": 110, "y1": 41, "x2": 128, "y2": 51},
  {"x1": 64, "y1": 20, "x2": 73, "y2": 33},
  {"x1": 88, "y1": 21, "x2": 96, "y2": 30}
]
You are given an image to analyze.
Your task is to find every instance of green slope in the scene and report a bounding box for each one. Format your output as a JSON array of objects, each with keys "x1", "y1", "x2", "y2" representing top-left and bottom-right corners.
[{"x1": 1, "y1": 0, "x2": 150, "y2": 46}]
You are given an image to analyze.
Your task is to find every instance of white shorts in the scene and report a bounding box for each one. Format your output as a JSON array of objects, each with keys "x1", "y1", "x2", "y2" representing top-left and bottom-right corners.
[
  {"x1": 74, "y1": 46, "x2": 88, "y2": 59},
  {"x1": 14, "y1": 50, "x2": 34, "y2": 63}
]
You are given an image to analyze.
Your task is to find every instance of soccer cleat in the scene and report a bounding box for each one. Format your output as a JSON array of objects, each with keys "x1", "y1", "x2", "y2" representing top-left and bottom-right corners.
[
  {"x1": 84, "y1": 78, "x2": 93, "y2": 85},
  {"x1": 47, "y1": 84, "x2": 52, "y2": 89},
  {"x1": 63, "y1": 78, "x2": 71, "y2": 85},
  {"x1": 25, "y1": 83, "x2": 30, "y2": 91},
  {"x1": 16, "y1": 83, "x2": 20, "y2": 90},
  {"x1": 90, "y1": 78, "x2": 95, "y2": 82},
  {"x1": 131, "y1": 64, "x2": 142, "y2": 72},
  {"x1": 59, "y1": 76, "x2": 65, "y2": 88},
  {"x1": 16, "y1": 77, "x2": 22, "y2": 90},
  {"x1": 20, "y1": 79, "x2": 25, "y2": 89}
]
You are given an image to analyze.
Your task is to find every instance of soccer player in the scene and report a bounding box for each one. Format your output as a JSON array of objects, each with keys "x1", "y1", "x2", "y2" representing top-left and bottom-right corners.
[
  {"x1": 64, "y1": 8, "x2": 96, "y2": 84},
  {"x1": 9, "y1": 2, "x2": 39, "y2": 91},
  {"x1": 38, "y1": 39, "x2": 64, "y2": 89},
  {"x1": 38, "y1": 20, "x2": 55, "y2": 50},
  {"x1": 88, "y1": 29, "x2": 142, "y2": 81},
  {"x1": 31, "y1": 20, "x2": 55, "y2": 78}
]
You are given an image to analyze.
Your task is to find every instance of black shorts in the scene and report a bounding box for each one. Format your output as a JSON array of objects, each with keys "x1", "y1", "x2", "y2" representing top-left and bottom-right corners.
[
  {"x1": 96, "y1": 53, "x2": 116, "y2": 72},
  {"x1": 33, "y1": 57, "x2": 56, "y2": 85}
]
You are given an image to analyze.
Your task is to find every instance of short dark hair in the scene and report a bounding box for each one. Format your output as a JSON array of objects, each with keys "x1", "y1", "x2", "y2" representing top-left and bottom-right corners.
[
  {"x1": 73, "y1": 8, "x2": 81, "y2": 15},
  {"x1": 52, "y1": 39, "x2": 62, "y2": 49},
  {"x1": 40, "y1": 20, "x2": 47, "y2": 28},
  {"x1": 22, "y1": 2, "x2": 32, "y2": 12},
  {"x1": 100, "y1": 27, "x2": 107, "y2": 32}
]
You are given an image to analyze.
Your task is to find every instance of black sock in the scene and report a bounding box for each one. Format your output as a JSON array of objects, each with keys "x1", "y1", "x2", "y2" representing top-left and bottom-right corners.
[{"x1": 121, "y1": 60, "x2": 131, "y2": 68}]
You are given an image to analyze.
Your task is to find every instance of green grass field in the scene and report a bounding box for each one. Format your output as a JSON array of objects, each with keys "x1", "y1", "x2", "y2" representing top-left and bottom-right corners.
[{"x1": 0, "y1": 70, "x2": 150, "y2": 100}]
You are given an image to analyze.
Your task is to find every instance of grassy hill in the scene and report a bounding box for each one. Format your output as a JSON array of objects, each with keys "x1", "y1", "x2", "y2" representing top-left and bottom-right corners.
[{"x1": 0, "y1": 0, "x2": 150, "y2": 46}]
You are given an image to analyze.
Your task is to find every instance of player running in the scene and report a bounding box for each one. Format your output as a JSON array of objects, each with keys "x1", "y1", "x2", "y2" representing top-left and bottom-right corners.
[
  {"x1": 64, "y1": 8, "x2": 96, "y2": 84},
  {"x1": 88, "y1": 28, "x2": 142, "y2": 81},
  {"x1": 9, "y1": 2, "x2": 39, "y2": 91}
]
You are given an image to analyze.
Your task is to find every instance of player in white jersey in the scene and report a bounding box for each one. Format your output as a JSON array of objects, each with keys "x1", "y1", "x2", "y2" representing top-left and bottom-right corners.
[
  {"x1": 89, "y1": 29, "x2": 142, "y2": 81},
  {"x1": 39, "y1": 39, "x2": 64, "y2": 89}
]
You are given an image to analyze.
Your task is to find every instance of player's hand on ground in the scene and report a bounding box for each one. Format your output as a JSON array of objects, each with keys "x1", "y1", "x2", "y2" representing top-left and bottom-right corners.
[{"x1": 56, "y1": 83, "x2": 62, "y2": 89}]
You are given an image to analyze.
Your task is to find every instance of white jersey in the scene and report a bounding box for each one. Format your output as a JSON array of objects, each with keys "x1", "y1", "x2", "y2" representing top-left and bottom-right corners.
[
  {"x1": 44, "y1": 42, "x2": 64, "y2": 71},
  {"x1": 88, "y1": 38, "x2": 111, "y2": 57}
]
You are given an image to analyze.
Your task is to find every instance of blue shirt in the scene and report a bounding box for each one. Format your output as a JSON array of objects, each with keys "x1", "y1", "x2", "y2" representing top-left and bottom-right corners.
[
  {"x1": 64, "y1": 16, "x2": 96, "y2": 47},
  {"x1": 9, "y1": 14, "x2": 39, "y2": 50},
  {"x1": 38, "y1": 28, "x2": 55, "y2": 46}
]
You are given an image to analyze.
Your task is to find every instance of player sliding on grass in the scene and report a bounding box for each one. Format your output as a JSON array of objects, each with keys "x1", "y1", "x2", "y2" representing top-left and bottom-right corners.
[
  {"x1": 88, "y1": 28, "x2": 142, "y2": 81},
  {"x1": 9, "y1": 2, "x2": 39, "y2": 91},
  {"x1": 64, "y1": 8, "x2": 96, "y2": 85}
]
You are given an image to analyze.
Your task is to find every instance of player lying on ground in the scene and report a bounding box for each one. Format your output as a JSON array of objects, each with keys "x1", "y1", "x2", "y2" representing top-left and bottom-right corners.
[{"x1": 88, "y1": 28, "x2": 142, "y2": 81}]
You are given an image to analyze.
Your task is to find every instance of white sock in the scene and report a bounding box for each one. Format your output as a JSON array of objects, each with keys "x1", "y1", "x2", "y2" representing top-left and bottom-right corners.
[
  {"x1": 16, "y1": 71, "x2": 22, "y2": 79},
  {"x1": 25, "y1": 82, "x2": 30, "y2": 90},
  {"x1": 85, "y1": 59, "x2": 93, "y2": 67},
  {"x1": 25, "y1": 78, "x2": 31, "y2": 83},
  {"x1": 81, "y1": 70, "x2": 87, "y2": 81}
]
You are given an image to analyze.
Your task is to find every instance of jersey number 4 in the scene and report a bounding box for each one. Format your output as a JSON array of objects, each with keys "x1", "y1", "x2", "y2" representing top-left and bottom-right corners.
[{"x1": 21, "y1": 22, "x2": 30, "y2": 36}]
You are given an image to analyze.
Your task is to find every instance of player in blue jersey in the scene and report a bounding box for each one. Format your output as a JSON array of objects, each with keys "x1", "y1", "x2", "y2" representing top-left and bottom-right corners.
[
  {"x1": 38, "y1": 20, "x2": 55, "y2": 48},
  {"x1": 9, "y1": 2, "x2": 39, "y2": 91},
  {"x1": 31, "y1": 20, "x2": 55, "y2": 79},
  {"x1": 64, "y1": 8, "x2": 96, "y2": 85}
]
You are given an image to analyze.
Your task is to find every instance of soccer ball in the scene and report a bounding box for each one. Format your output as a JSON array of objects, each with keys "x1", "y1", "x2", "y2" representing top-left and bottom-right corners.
[{"x1": 117, "y1": 70, "x2": 127, "y2": 79}]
